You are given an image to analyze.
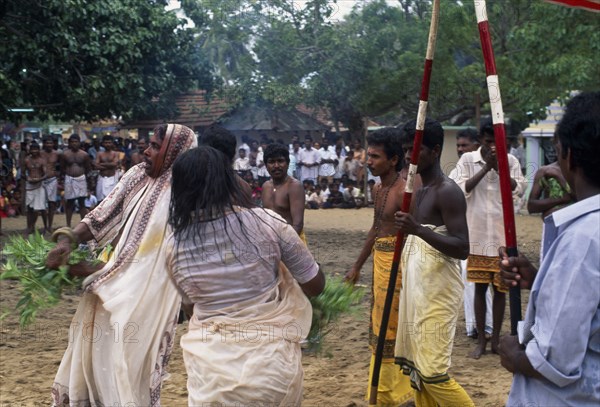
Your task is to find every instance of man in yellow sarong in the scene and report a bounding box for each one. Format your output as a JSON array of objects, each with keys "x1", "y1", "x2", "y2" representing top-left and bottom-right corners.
[
  {"x1": 394, "y1": 119, "x2": 474, "y2": 406},
  {"x1": 346, "y1": 128, "x2": 414, "y2": 406}
]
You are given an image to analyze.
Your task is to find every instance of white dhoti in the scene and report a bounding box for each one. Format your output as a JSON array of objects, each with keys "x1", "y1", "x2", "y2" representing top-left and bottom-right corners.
[
  {"x1": 461, "y1": 259, "x2": 493, "y2": 337},
  {"x1": 96, "y1": 174, "x2": 118, "y2": 201},
  {"x1": 181, "y1": 265, "x2": 311, "y2": 406},
  {"x1": 64, "y1": 175, "x2": 87, "y2": 200},
  {"x1": 395, "y1": 225, "x2": 463, "y2": 385},
  {"x1": 43, "y1": 177, "x2": 58, "y2": 202},
  {"x1": 26, "y1": 181, "x2": 47, "y2": 210}
]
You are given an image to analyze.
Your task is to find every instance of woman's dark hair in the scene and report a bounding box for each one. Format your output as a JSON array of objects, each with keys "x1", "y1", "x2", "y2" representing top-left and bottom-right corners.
[
  {"x1": 367, "y1": 127, "x2": 404, "y2": 171},
  {"x1": 169, "y1": 146, "x2": 255, "y2": 241}
]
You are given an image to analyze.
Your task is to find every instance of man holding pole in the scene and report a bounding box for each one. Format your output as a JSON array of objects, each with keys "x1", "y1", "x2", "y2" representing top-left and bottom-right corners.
[
  {"x1": 452, "y1": 122, "x2": 526, "y2": 359},
  {"x1": 498, "y1": 91, "x2": 600, "y2": 406},
  {"x1": 345, "y1": 127, "x2": 412, "y2": 406},
  {"x1": 394, "y1": 118, "x2": 473, "y2": 406}
]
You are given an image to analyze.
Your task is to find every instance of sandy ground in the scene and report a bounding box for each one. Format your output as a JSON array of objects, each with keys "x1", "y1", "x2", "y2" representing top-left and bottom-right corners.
[{"x1": 0, "y1": 209, "x2": 542, "y2": 406}]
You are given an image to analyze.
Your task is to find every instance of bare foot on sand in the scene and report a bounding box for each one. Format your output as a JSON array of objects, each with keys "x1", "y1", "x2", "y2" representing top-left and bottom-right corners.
[
  {"x1": 469, "y1": 343, "x2": 486, "y2": 359},
  {"x1": 491, "y1": 337, "x2": 500, "y2": 354}
]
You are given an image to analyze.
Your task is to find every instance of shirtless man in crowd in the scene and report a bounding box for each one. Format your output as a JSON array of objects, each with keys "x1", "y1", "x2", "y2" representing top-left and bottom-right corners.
[
  {"x1": 23, "y1": 143, "x2": 48, "y2": 234},
  {"x1": 95, "y1": 135, "x2": 120, "y2": 202},
  {"x1": 61, "y1": 134, "x2": 92, "y2": 227},
  {"x1": 261, "y1": 143, "x2": 306, "y2": 242},
  {"x1": 41, "y1": 135, "x2": 60, "y2": 231},
  {"x1": 129, "y1": 137, "x2": 147, "y2": 167}
]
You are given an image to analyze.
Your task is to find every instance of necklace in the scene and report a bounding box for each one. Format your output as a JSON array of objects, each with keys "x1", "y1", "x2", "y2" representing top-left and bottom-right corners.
[
  {"x1": 374, "y1": 172, "x2": 400, "y2": 233},
  {"x1": 272, "y1": 176, "x2": 288, "y2": 192}
]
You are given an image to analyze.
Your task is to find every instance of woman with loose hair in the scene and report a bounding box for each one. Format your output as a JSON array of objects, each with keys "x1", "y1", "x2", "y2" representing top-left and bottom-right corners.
[{"x1": 167, "y1": 146, "x2": 325, "y2": 405}]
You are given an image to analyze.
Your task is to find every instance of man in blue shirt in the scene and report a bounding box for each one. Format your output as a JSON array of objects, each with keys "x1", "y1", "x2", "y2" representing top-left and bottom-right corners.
[{"x1": 498, "y1": 91, "x2": 600, "y2": 406}]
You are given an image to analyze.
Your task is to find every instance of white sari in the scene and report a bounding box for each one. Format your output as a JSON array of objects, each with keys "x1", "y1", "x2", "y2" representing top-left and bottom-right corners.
[
  {"x1": 181, "y1": 265, "x2": 312, "y2": 406},
  {"x1": 52, "y1": 124, "x2": 196, "y2": 407}
]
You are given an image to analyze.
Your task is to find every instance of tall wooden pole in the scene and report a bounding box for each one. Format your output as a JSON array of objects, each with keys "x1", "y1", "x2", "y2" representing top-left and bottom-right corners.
[{"x1": 474, "y1": 0, "x2": 521, "y2": 334}]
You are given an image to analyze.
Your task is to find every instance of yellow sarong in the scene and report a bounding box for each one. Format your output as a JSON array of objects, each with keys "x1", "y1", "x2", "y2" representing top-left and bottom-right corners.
[
  {"x1": 395, "y1": 226, "x2": 473, "y2": 407},
  {"x1": 366, "y1": 236, "x2": 412, "y2": 406}
]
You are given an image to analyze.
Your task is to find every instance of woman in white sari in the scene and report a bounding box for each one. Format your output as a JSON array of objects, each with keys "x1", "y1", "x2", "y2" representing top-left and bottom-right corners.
[
  {"x1": 46, "y1": 124, "x2": 197, "y2": 406},
  {"x1": 167, "y1": 146, "x2": 325, "y2": 405}
]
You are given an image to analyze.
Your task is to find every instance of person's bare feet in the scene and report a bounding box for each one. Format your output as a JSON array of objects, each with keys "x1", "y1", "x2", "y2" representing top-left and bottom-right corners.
[
  {"x1": 491, "y1": 336, "x2": 500, "y2": 354},
  {"x1": 469, "y1": 342, "x2": 486, "y2": 359}
]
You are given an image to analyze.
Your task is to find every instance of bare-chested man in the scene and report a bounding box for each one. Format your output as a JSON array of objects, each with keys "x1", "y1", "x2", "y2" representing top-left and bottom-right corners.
[
  {"x1": 129, "y1": 137, "x2": 148, "y2": 167},
  {"x1": 41, "y1": 135, "x2": 60, "y2": 231},
  {"x1": 344, "y1": 128, "x2": 413, "y2": 405},
  {"x1": 261, "y1": 143, "x2": 306, "y2": 241},
  {"x1": 61, "y1": 134, "x2": 92, "y2": 227},
  {"x1": 393, "y1": 118, "x2": 473, "y2": 406},
  {"x1": 23, "y1": 142, "x2": 48, "y2": 234},
  {"x1": 95, "y1": 135, "x2": 120, "y2": 202}
]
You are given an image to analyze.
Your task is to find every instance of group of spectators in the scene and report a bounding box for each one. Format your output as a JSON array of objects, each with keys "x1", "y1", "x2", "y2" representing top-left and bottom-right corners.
[
  {"x1": 232, "y1": 133, "x2": 379, "y2": 210},
  {"x1": 0, "y1": 133, "x2": 148, "y2": 235}
]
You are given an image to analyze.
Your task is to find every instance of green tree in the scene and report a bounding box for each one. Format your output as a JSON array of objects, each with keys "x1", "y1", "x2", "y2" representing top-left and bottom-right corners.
[{"x1": 0, "y1": 0, "x2": 215, "y2": 122}]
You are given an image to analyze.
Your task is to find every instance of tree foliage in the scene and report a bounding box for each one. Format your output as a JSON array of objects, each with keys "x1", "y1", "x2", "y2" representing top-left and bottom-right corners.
[
  {"x1": 186, "y1": 0, "x2": 599, "y2": 131},
  {"x1": 1, "y1": 0, "x2": 215, "y2": 122}
]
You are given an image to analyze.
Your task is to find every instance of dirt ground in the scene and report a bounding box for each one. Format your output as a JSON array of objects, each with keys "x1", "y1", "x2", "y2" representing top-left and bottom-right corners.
[{"x1": 0, "y1": 209, "x2": 542, "y2": 406}]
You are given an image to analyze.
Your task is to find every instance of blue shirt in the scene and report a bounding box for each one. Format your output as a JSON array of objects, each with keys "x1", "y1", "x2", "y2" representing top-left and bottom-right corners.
[{"x1": 508, "y1": 194, "x2": 600, "y2": 406}]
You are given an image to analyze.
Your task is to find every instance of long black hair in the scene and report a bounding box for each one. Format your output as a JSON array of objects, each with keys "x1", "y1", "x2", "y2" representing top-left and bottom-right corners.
[
  {"x1": 169, "y1": 145, "x2": 256, "y2": 238},
  {"x1": 169, "y1": 145, "x2": 292, "y2": 269}
]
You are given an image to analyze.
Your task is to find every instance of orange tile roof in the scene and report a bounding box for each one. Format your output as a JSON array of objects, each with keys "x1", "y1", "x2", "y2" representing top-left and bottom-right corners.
[{"x1": 122, "y1": 90, "x2": 230, "y2": 130}]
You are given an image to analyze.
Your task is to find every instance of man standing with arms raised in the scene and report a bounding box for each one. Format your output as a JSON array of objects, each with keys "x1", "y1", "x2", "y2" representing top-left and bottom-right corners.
[
  {"x1": 452, "y1": 122, "x2": 526, "y2": 359},
  {"x1": 261, "y1": 143, "x2": 306, "y2": 242},
  {"x1": 345, "y1": 128, "x2": 412, "y2": 406},
  {"x1": 61, "y1": 134, "x2": 92, "y2": 227}
]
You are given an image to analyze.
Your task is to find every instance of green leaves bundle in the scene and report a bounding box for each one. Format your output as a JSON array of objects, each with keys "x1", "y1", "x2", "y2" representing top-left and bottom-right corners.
[
  {"x1": 308, "y1": 276, "x2": 364, "y2": 353},
  {"x1": 1, "y1": 232, "x2": 98, "y2": 327}
]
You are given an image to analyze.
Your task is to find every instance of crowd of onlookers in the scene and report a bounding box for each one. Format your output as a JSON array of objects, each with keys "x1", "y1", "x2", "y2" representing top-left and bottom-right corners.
[
  {"x1": 0, "y1": 134, "x2": 147, "y2": 234},
  {"x1": 233, "y1": 133, "x2": 379, "y2": 210}
]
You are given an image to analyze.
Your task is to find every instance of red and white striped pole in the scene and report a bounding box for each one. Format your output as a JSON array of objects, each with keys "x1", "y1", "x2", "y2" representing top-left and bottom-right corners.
[
  {"x1": 368, "y1": 0, "x2": 440, "y2": 404},
  {"x1": 474, "y1": 0, "x2": 521, "y2": 335}
]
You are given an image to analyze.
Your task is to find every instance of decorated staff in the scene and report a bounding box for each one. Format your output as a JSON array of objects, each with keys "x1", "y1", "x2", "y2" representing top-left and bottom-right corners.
[
  {"x1": 473, "y1": 0, "x2": 521, "y2": 335},
  {"x1": 368, "y1": 0, "x2": 441, "y2": 404}
]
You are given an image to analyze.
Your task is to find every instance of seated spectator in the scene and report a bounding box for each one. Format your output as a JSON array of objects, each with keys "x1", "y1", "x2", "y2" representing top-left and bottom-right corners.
[
  {"x1": 342, "y1": 180, "x2": 361, "y2": 209},
  {"x1": 10, "y1": 190, "x2": 22, "y2": 217},
  {"x1": 84, "y1": 192, "x2": 98, "y2": 211},
  {"x1": 307, "y1": 185, "x2": 325, "y2": 209},
  {"x1": 322, "y1": 182, "x2": 344, "y2": 209}
]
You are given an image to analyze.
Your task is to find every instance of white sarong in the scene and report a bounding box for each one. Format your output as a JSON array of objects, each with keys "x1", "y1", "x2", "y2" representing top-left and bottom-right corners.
[
  {"x1": 181, "y1": 265, "x2": 312, "y2": 406},
  {"x1": 64, "y1": 174, "x2": 87, "y2": 200},
  {"x1": 26, "y1": 181, "x2": 47, "y2": 210},
  {"x1": 96, "y1": 174, "x2": 118, "y2": 201},
  {"x1": 43, "y1": 177, "x2": 58, "y2": 202}
]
